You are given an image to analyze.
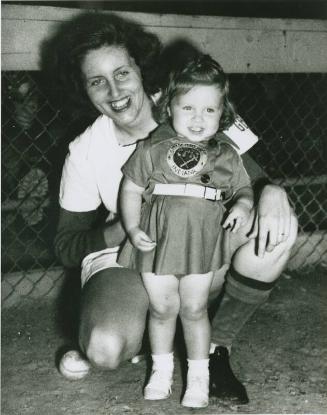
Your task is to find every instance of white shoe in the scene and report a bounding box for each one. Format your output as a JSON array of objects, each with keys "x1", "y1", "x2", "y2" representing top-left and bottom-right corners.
[
  {"x1": 181, "y1": 374, "x2": 209, "y2": 408},
  {"x1": 129, "y1": 353, "x2": 145, "y2": 364},
  {"x1": 144, "y1": 369, "x2": 173, "y2": 400},
  {"x1": 59, "y1": 350, "x2": 91, "y2": 380}
]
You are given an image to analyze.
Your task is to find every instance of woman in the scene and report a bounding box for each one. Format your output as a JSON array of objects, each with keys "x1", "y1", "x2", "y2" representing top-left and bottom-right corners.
[{"x1": 51, "y1": 12, "x2": 297, "y2": 404}]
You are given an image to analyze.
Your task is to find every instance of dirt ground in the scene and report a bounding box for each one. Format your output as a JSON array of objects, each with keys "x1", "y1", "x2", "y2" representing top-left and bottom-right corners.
[{"x1": 2, "y1": 267, "x2": 327, "y2": 415}]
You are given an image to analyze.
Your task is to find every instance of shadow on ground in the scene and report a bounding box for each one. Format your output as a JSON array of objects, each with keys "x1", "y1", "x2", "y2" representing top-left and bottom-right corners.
[{"x1": 2, "y1": 268, "x2": 327, "y2": 414}]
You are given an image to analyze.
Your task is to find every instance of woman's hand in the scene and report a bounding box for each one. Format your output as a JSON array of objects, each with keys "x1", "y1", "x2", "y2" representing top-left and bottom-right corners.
[
  {"x1": 128, "y1": 227, "x2": 156, "y2": 252},
  {"x1": 248, "y1": 184, "x2": 294, "y2": 257}
]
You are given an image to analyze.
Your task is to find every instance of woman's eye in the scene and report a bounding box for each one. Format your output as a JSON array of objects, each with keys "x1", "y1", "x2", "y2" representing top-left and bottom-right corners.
[
  {"x1": 89, "y1": 78, "x2": 106, "y2": 87},
  {"x1": 115, "y1": 71, "x2": 129, "y2": 81},
  {"x1": 182, "y1": 106, "x2": 192, "y2": 111},
  {"x1": 206, "y1": 108, "x2": 215, "y2": 113}
]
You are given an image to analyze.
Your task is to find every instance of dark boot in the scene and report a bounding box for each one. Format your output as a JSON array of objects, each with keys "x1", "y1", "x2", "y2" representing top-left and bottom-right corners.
[{"x1": 209, "y1": 346, "x2": 249, "y2": 404}]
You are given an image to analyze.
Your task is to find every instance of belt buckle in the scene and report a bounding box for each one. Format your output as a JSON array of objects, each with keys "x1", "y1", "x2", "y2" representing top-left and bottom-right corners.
[{"x1": 204, "y1": 187, "x2": 221, "y2": 201}]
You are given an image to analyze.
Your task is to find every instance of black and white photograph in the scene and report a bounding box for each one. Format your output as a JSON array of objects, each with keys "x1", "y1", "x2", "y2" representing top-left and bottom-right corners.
[{"x1": 2, "y1": 1, "x2": 327, "y2": 414}]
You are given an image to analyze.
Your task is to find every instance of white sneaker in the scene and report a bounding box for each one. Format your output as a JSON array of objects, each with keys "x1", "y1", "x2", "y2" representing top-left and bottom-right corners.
[
  {"x1": 144, "y1": 369, "x2": 173, "y2": 400},
  {"x1": 129, "y1": 353, "x2": 145, "y2": 364},
  {"x1": 58, "y1": 350, "x2": 91, "y2": 380},
  {"x1": 181, "y1": 374, "x2": 209, "y2": 408}
]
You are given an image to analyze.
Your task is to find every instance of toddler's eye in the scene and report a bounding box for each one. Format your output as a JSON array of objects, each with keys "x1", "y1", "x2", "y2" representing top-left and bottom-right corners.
[
  {"x1": 206, "y1": 108, "x2": 215, "y2": 113},
  {"x1": 182, "y1": 106, "x2": 192, "y2": 111}
]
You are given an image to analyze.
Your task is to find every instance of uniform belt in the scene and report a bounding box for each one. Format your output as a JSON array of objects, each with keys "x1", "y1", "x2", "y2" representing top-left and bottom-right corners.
[{"x1": 153, "y1": 183, "x2": 223, "y2": 201}]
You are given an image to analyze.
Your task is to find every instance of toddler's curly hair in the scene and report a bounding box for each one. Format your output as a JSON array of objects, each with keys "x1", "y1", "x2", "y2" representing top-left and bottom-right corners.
[{"x1": 156, "y1": 53, "x2": 236, "y2": 131}]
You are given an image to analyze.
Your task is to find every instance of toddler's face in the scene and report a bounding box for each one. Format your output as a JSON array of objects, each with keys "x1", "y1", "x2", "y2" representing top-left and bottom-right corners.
[{"x1": 169, "y1": 85, "x2": 223, "y2": 142}]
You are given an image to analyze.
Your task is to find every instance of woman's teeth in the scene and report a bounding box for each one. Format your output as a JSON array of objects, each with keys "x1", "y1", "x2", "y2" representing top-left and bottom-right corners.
[{"x1": 111, "y1": 97, "x2": 130, "y2": 111}]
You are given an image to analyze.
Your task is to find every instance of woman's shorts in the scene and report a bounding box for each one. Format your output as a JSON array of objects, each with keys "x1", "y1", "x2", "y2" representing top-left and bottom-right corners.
[{"x1": 81, "y1": 246, "x2": 122, "y2": 288}]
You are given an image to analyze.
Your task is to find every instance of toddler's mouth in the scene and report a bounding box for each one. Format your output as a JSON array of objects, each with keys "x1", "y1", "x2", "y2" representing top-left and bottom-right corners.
[{"x1": 189, "y1": 126, "x2": 204, "y2": 134}]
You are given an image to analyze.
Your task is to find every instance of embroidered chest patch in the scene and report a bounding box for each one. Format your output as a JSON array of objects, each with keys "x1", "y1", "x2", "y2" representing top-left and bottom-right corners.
[{"x1": 167, "y1": 142, "x2": 208, "y2": 177}]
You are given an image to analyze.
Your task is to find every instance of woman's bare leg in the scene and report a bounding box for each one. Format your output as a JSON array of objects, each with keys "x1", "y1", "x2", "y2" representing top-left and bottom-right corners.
[
  {"x1": 79, "y1": 267, "x2": 149, "y2": 369},
  {"x1": 209, "y1": 213, "x2": 298, "y2": 403},
  {"x1": 212, "y1": 212, "x2": 298, "y2": 345}
]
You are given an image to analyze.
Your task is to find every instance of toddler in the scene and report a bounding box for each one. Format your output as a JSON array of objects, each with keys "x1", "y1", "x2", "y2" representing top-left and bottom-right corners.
[{"x1": 118, "y1": 54, "x2": 253, "y2": 408}]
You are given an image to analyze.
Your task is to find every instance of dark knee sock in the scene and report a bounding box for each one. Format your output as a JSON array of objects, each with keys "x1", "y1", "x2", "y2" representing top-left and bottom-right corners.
[{"x1": 211, "y1": 267, "x2": 276, "y2": 349}]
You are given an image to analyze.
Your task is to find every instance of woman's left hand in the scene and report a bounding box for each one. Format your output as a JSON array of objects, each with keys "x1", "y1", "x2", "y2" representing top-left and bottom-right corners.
[{"x1": 248, "y1": 184, "x2": 294, "y2": 257}]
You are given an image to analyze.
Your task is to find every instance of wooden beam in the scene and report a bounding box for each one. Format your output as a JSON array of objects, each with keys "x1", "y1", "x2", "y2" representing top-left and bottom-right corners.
[{"x1": 2, "y1": 4, "x2": 327, "y2": 72}]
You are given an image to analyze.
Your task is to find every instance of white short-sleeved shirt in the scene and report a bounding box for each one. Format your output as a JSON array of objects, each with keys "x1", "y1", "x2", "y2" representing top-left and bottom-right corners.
[
  {"x1": 59, "y1": 114, "x2": 136, "y2": 214},
  {"x1": 59, "y1": 115, "x2": 138, "y2": 286}
]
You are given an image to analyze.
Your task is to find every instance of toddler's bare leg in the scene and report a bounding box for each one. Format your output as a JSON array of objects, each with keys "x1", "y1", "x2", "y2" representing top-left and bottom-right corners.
[
  {"x1": 179, "y1": 272, "x2": 214, "y2": 359},
  {"x1": 142, "y1": 273, "x2": 180, "y2": 354},
  {"x1": 141, "y1": 273, "x2": 180, "y2": 401}
]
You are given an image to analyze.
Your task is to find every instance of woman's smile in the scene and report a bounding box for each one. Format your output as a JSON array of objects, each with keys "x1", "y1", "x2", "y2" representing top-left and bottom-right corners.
[{"x1": 110, "y1": 96, "x2": 131, "y2": 112}]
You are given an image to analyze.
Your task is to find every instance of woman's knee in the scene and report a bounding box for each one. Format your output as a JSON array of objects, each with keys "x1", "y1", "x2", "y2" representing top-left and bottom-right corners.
[
  {"x1": 232, "y1": 216, "x2": 298, "y2": 282},
  {"x1": 266, "y1": 212, "x2": 299, "y2": 263},
  {"x1": 81, "y1": 327, "x2": 126, "y2": 370}
]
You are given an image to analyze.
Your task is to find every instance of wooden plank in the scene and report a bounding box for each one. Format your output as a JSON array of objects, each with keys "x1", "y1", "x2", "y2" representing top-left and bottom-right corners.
[
  {"x1": 2, "y1": 4, "x2": 327, "y2": 72},
  {"x1": 2, "y1": 5, "x2": 327, "y2": 31}
]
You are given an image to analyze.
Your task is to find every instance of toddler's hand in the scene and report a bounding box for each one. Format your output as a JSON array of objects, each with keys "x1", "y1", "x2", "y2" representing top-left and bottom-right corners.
[
  {"x1": 128, "y1": 227, "x2": 156, "y2": 252},
  {"x1": 222, "y1": 202, "x2": 252, "y2": 233}
]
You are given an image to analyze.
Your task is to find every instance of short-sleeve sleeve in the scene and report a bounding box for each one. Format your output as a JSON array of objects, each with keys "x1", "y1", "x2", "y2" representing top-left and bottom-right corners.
[
  {"x1": 59, "y1": 135, "x2": 102, "y2": 212},
  {"x1": 121, "y1": 140, "x2": 153, "y2": 188},
  {"x1": 230, "y1": 151, "x2": 252, "y2": 193},
  {"x1": 241, "y1": 152, "x2": 267, "y2": 182}
]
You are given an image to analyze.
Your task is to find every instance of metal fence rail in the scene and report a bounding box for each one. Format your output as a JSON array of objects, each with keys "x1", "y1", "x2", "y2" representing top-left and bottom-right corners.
[{"x1": 2, "y1": 71, "x2": 327, "y2": 306}]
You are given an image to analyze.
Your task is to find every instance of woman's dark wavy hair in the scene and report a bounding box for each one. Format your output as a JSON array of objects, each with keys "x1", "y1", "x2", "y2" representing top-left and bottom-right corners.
[
  {"x1": 43, "y1": 12, "x2": 162, "y2": 117},
  {"x1": 156, "y1": 52, "x2": 236, "y2": 131}
]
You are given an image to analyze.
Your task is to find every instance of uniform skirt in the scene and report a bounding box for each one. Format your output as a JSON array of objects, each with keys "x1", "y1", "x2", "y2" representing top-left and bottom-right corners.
[{"x1": 118, "y1": 195, "x2": 226, "y2": 276}]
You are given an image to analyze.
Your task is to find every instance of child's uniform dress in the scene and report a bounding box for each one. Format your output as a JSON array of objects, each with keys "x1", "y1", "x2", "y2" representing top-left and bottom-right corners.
[{"x1": 118, "y1": 123, "x2": 251, "y2": 276}]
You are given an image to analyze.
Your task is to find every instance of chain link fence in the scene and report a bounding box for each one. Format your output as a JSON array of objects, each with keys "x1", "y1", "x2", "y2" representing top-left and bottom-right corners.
[{"x1": 2, "y1": 70, "x2": 326, "y2": 307}]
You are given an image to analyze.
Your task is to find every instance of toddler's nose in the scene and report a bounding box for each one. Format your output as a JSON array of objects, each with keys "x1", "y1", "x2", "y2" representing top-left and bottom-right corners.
[{"x1": 192, "y1": 113, "x2": 203, "y2": 123}]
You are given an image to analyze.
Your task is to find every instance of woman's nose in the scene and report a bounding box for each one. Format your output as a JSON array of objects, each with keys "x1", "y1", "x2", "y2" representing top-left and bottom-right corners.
[{"x1": 109, "y1": 81, "x2": 120, "y2": 98}]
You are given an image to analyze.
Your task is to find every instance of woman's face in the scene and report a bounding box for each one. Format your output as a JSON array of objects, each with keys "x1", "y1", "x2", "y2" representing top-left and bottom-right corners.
[{"x1": 82, "y1": 45, "x2": 146, "y2": 128}]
